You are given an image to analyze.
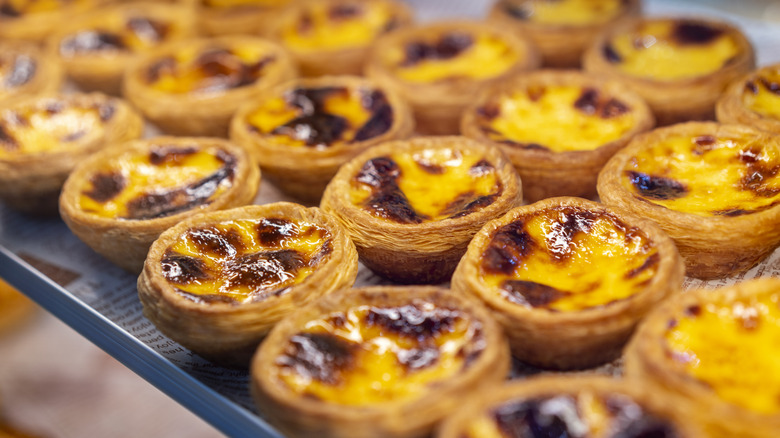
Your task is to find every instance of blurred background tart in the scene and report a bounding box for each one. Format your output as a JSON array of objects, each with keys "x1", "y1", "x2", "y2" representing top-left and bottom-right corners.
[
  {"x1": 717, "y1": 62, "x2": 780, "y2": 135},
  {"x1": 197, "y1": 0, "x2": 294, "y2": 37}
]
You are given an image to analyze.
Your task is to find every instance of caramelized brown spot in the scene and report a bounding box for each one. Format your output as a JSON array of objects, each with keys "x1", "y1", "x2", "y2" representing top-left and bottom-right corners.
[
  {"x1": 745, "y1": 80, "x2": 759, "y2": 95},
  {"x1": 402, "y1": 32, "x2": 473, "y2": 66},
  {"x1": 256, "y1": 218, "x2": 296, "y2": 246},
  {"x1": 145, "y1": 56, "x2": 176, "y2": 83},
  {"x1": 277, "y1": 332, "x2": 357, "y2": 384},
  {"x1": 329, "y1": 4, "x2": 361, "y2": 20},
  {"x1": 84, "y1": 172, "x2": 127, "y2": 203},
  {"x1": 759, "y1": 78, "x2": 780, "y2": 96},
  {"x1": 481, "y1": 220, "x2": 535, "y2": 275},
  {"x1": 544, "y1": 208, "x2": 597, "y2": 262},
  {"x1": 574, "y1": 88, "x2": 630, "y2": 119},
  {"x1": 603, "y1": 395, "x2": 681, "y2": 438},
  {"x1": 97, "y1": 102, "x2": 116, "y2": 122},
  {"x1": 443, "y1": 192, "x2": 500, "y2": 219},
  {"x1": 0, "y1": 4, "x2": 20, "y2": 17},
  {"x1": 714, "y1": 208, "x2": 754, "y2": 217},
  {"x1": 494, "y1": 397, "x2": 582, "y2": 437},
  {"x1": 477, "y1": 103, "x2": 500, "y2": 120},
  {"x1": 61, "y1": 129, "x2": 86, "y2": 143},
  {"x1": 161, "y1": 251, "x2": 213, "y2": 284},
  {"x1": 692, "y1": 135, "x2": 717, "y2": 155},
  {"x1": 527, "y1": 85, "x2": 545, "y2": 102},
  {"x1": 272, "y1": 87, "x2": 349, "y2": 147},
  {"x1": 627, "y1": 171, "x2": 689, "y2": 200},
  {"x1": 355, "y1": 156, "x2": 427, "y2": 224},
  {"x1": 503, "y1": 3, "x2": 531, "y2": 20},
  {"x1": 672, "y1": 22, "x2": 723, "y2": 45},
  {"x1": 353, "y1": 89, "x2": 393, "y2": 142},
  {"x1": 59, "y1": 31, "x2": 127, "y2": 55},
  {"x1": 127, "y1": 16, "x2": 169, "y2": 43},
  {"x1": 738, "y1": 148, "x2": 780, "y2": 199},
  {"x1": 396, "y1": 347, "x2": 440, "y2": 370},
  {"x1": 149, "y1": 146, "x2": 198, "y2": 166},
  {"x1": 222, "y1": 249, "x2": 306, "y2": 293},
  {"x1": 365, "y1": 304, "x2": 460, "y2": 341},
  {"x1": 416, "y1": 160, "x2": 445, "y2": 175},
  {"x1": 603, "y1": 43, "x2": 623, "y2": 63},
  {"x1": 625, "y1": 252, "x2": 660, "y2": 279},
  {"x1": 684, "y1": 304, "x2": 701, "y2": 317},
  {"x1": 188, "y1": 226, "x2": 245, "y2": 258},
  {"x1": 0, "y1": 124, "x2": 18, "y2": 150},
  {"x1": 501, "y1": 280, "x2": 568, "y2": 308}
]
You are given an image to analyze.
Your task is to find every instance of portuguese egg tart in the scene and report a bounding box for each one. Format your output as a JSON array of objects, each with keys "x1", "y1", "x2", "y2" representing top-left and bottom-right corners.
[
  {"x1": 0, "y1": 0, "x2": 103, "y2": 43},
  {"x1": 50, "y1": 1, "x2": 198, "y2": 96},
  {"x1": 197, "y1": 0, "x2": 293, "y2": 37},
  {"x1": 59, "y1": 136, "x2": 260, "y2": 273},
  {"x1": 583, "y1": 16, "x2": 755, "y2": 126},
  {"x1": 597, "y1": 121, "x2": 780, "y2": 279},
  {"x1": 717, "y1": 62, "x2": 780, "y2": 135},
  {"x1": 624, "y1": 277, "x2": 780, "y2": 438},
  {"x1": 451, "y1": 196, "x2": 684, "y2": 370},
  {"x1": 137, "y1": 202, "x2": 358, "y2": 367},
  {"x1": 320, "y1": 136, "x2": 522, "y2": 284},
  {"x1": 365, "y1": 20, "x2": 540, "y2": 135},
  {"x1": 461, "y1": 69, "x2": 654, "y2": 203},
  {"x1": 250, "y1": 285, "x2": 510, "y2": 438},
  {"x1": 123, "y1": 35, "x2": 297, "y2": 137},
  {"x1": 229, "y1": 75, "x2": 414, "y2": 203},
  {"x1": 0, "y1": 92, "x2": 143, "y2": 215},
  {"x1": 268, "y1": 0, "x2": 413, "y2": 77},
  {"x1": 488, "y1": 0, "x2": 640, "y2": 68},
  {"x1": 436, "y1": 375, "x2": 702, "y2": 438},
  {"x1": 0, "y1": 42, "x2": 63, "y2": 107}
]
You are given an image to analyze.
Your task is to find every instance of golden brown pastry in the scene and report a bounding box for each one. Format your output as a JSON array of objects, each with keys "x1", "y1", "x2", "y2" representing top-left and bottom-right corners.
[
  {"x1": 451, "y1": 196, "x2": 684, "y2": 370},
  {"x1": 123, "y1": 35, "x2": 297, "y2": 137},
  {"x1": 0, "y1": 93, "x2": 143, "y2": 215},
  {"x1": 583, "y1": 16, "x2": 755, "y2": 126},
  {"x1": 137, "y1": 202, "x2": 358, "y2": 367},
  {"x1": 320, "y1": 136, "x2": 522, "y2": 284},
  {"x1": 625, "y1": 278, "x2": 780, "y2": 438},
  {"x1": 229, "y1": 75, "x2": 414, "y2": 203},
  {"x1": 197, "y1": 0, "x2": 294, "y2": 37},
  {"x1": 488, "y1": 0, "x2": 641, "y2": 68},
  {"x1": 597, "y1": 121, "x2": 780, "y2": 279},
  {"x1": 461, "y1": 69, "x2": 654, "y2": 203},
  {"x1": 717, "y1": 62, "x2": 780, "y2": 135},
  {"x1": 250, "y1": 285, "x2": 510, "y2": 438},
  {"x1": 0, "y1": 0, "x2": 104, "y2": 43},
  {"x1": 0, "y1": 41, "x2": 63, "y2": 107},
  {"x1": 59, "y1": 136, "x2": 260, "y2": 273},
  {"x1": 50, "y1": 1, "x2": 198, "y2": 95},
  {"x1": 365, "y1": 20, "x2": 540, "y2": 135},
  {"x1": 268, "y1": 0, "x2": 413, "y2": 77}
]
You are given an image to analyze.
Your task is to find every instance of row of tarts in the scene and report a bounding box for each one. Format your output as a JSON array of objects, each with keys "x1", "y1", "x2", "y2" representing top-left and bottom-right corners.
[{"x1": 0, "y1": 0, "x2": 779, "y2": 437}]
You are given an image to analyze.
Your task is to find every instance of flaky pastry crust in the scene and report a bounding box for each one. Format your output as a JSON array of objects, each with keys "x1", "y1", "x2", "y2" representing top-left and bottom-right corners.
[
  {"x1": 0, "y1": 42, "x2": 64, "y2": 107},
  {"x1": 716, "y1": 63, "x2": 780, "y2": 135}
]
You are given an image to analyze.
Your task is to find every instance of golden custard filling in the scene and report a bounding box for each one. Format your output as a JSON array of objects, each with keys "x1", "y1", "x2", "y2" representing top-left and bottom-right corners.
[
  {"x1": 273, "y1": 302, "x2": 484, "y2": 405},
  {"x1": 603, "y1": 20, "x2": 740, "y2": 80},
  {"x1": 621, "y1": 132, "x2": 780, "y2": 216},
  {"x1": 387, "y1": 31, "x2": 520, "y2": 83},
  {"x1": 741, "y1": 65, "x2": 780, "y2": 121},
  {"x1": 501, "y1": 0, "x2": 624, "y2": 25},
  {"x1": 663, "y1": 292, "x2": 780, "y2": 415},
  {"x1": 479, "y1": 206, "x2": 659, "y2": 312},
  {"x1": 161, "y1": 218, "x2": 332, "y2": 305},
  {"x1": 477, "y1": 85, "x2": 637, "y2": 152},
  {"x1": 58, "y1": 12, "x2": 182, "y2": 56},
  {"x1": 0, "y1": 98, "x2": 115, "y2": 159},
  {"x1": 202, "y1": 0, "x2": 290, "y2": 8},
  {"x1": 245, "y1": 85, "x2": 393, "y2": 148},
  {"x1": 77, "y1": 143, "x2": 236, "y2": 220},
  {"x1": 350, "y1": 147, "x2": 503, "y2": 223},
  {"x1": 0, "y1": 0, "x2": 93, "y2": 17}
]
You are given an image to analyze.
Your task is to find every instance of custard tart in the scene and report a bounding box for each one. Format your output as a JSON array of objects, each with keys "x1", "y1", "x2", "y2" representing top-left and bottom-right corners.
[
  {"x1": 230, "y1": 75, "x2": 414, "y2": 203},
  {"x1": 365, "y1": 20, "x2": 540, "y2": 135},
  {"x1": 451, "y1": 196, "x2": 684, "y2": 370},
  {"x1": 137, "y1": 202, "x2": 358, "y2": 367},
  {"x1": 320, "y1": 136, "x2": 522, "y2": 284},
  {"x1": 197, "y1": 0, "x2": 294, "y2": 37},
  {"x1": 250, "y1": 285, "x2": 510, "y2": 438},
  {"x1": 51, "y1": 2, "x2": 198, "y2": 96},
  {"x1": 0, "y1": 42, "x2": 63, "y2": 107},
  {"x1": 597, "y1": 122, "x2": 780, "y2": 279},
  {"x1": 437, "y1": 375, "x2": 701, "y2": 438},
  {"x1": 625, "y1": 277, "x2": 780, "y2": 438},
  {"x1": 0, "y1": 93, "x2": 143, "y2": 215},
  {"x1": 269, "y1": 0, "x2": 413, "y2": 77},
  {"x1": 488, "y1": 0, "x2": 641, "y2": 68},
  {"x1": 123, "y1": 35, "x2": 297, "y2": 137},
  {"x1": 717, "y1": 62, "x2": 780, "y2": 135},
  {"x1": 583, "y1": 17, "x2": 755, "y2": 126},
  {"x1": 0, "y1": 0, "x2": 103, "y2": 43},
  {"x1": 461, "y1": 70, "x2": 654, "y2": 203},
  {"x1": 59, "y1": 136, "x2": 260, "y2": 273}
]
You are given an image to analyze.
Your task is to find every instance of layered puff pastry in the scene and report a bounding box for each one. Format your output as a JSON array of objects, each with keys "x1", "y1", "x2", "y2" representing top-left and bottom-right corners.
[
  {"x1": 717, "y1": 62, "x2": 780, "y2": 135},
  {"x1": 451, "y1": 196, "x2": 684, "y2": 370},
  {"x1": 365, "y1": 20, "x2": 540, "y2": 135},
  {"x1": 138, "y1": 202, "x2": 358, "y2": 367},
  {"x1": 624, "y1": 278, "x2": 780, "y2": 438},
  {"x1": 320, "y1": 136, "x2": 522, "y2": 284},
  {"x1": 123, "y1": 35, "x2": 297, "y2": 137},
  {"x1": 50, "y1": 1, "x2": 198, "y2": 95},
  {"x1": 583, "y1": 16, "x2": 755, "y2": 126},
  {"x1": 461, "y1": 70, "x2": 654, "y2": 203},
  {"x1": 59, "y1": 136, "x2": 260, "y2": 273},
  {"x1": 0, "y1": 42, "x2": 63, "y2": 107},
  {"x1": 0, "y1": 0, "x2": 103, "y2": 43},
  {"x1": 488, "y1": 0, "x2": 641, "y2": 68},
  {"x1": 230, "y1": 75, "x2": 414, "y2": 203},
  {"x1": 436, "y1": 375, "x2": 701, "y2": 438},
  {"x1": 197, "y1": 0, "x2": 294, "y2": 37},
  {"x1": 0, "y1": 93, "x2": 143, "y2": 215},
  {"x1": 250, "y1": 285, "x2": 510, "y2": 438},
  {"x1": 597, "y1": 122, "x2": 780, "y2": 279}
]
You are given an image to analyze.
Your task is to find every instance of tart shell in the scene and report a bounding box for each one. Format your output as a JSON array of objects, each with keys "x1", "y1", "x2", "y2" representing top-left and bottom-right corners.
[
  {"x1": 0, "y1": 42, "x2": 64, "y2": 108},
  {"x1": 716, "y1": 63, "x2": 780, "y2": 135}
]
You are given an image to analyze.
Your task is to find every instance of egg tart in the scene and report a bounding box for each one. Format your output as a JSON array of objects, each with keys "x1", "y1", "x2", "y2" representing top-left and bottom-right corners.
[
  {"x1": 59, "y1": 136, "x2": 260, "y2": 273},
  {"x1": 197, "y1": 0, "x2": 294, "y2": 37},
  {"x1": 50, "y1": 2, "x2": 198, "y2": 96},
  {"x1": 583, "y1": 17, "x2": 755, "y2": 126},
  {"x1": 488, "y1": 0, "x2": 640, "y2": 68},
  {"x1": 451, "y1": 196, "x2": 684, "y2": 370},
  {"x1": 123, "y1": 36, "x2": 297, "y2": 137},
  {"x1": 717, "y1": 62, "x2": 780, "y2": 135},
  {"x1": 137, "y1": 202, "x2": 358, "y2": 367},
  {"x1": 320, "y1": 136, "x2": 522, "y2": 284},
  {"x1": 365, "y1": 21, "x2": 540, "y2": 135},
  {"x1": 230, "y1": 75, "x2": 414, "y2": 203},
  {"x1": 461, "y1": 70, "x2": 654, "y2": 203},
  {"x1": 251, "y1": 285, "x2": 510, "y2": 438},
  {"x1": 625, "y1": 278, "x2": 780, "y2": 438},
  {"x1": 0, "y1": 93, "x2": 143, "y2": 215},
  {"x1": 597, "y1": 122, "x2": 780, "y2": 279},
  {"x1": 269, "y1": 0, "x2": 413, "y2": 77},
  {"x1": 0, "y1": 0, "x2": 103, "y2": 43},
  {"x1": 437, "y1": 375, "x2": 701, "y2": 438},
  {"x1": 0, "y1": 42, "x2": 63, "y2": 107}
]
